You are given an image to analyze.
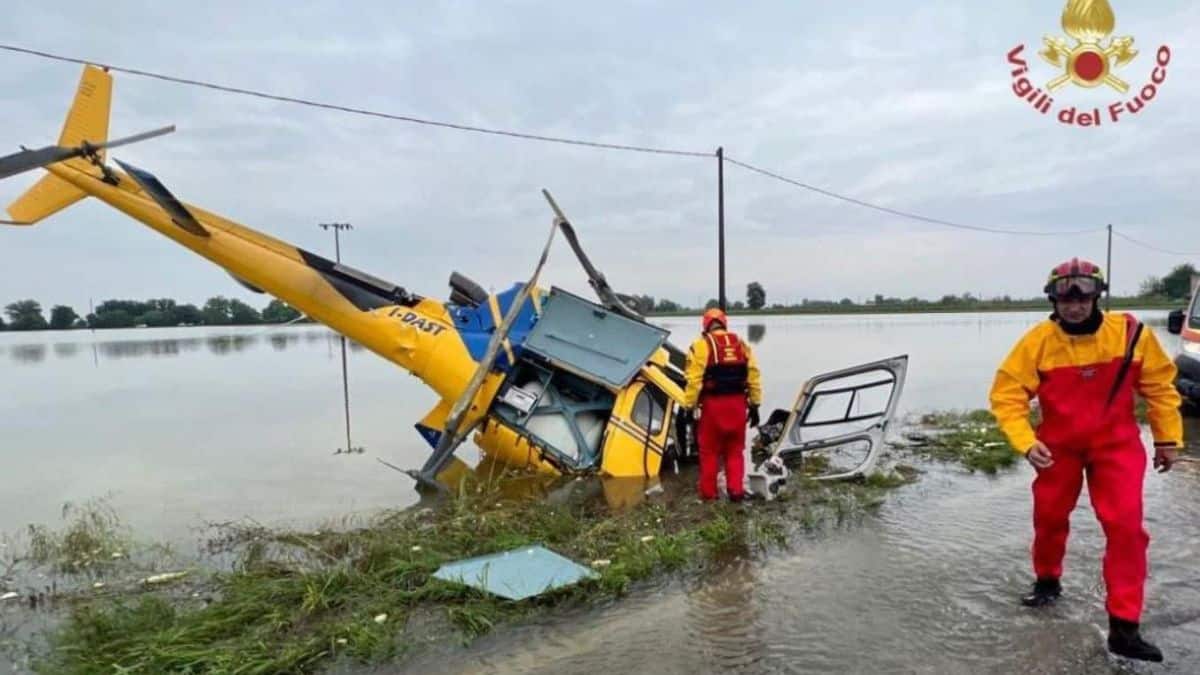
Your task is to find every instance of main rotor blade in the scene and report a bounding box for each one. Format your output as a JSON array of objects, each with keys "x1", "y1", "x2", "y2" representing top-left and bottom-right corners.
[
  {"x1": 542, "y1": 189, "x2": 689, "y2": 374},
  {"x1": 411, "y1": 213, "x2": 560, "y2": 490},
  {"x1": 541, "y1": 189, "x2": 643, "y2": 320},
  {"x1": 113, "y1": 158, "x2": 209, "y2": 237}
]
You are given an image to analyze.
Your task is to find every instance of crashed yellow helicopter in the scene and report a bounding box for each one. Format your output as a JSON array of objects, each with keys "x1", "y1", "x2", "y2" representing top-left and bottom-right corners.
[{"x1": 3, "y1": 65, "x2": 909, "y2": 495}]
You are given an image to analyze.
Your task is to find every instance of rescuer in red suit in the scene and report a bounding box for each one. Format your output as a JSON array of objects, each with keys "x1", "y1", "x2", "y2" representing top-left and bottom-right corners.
[
  {"x1": 989, "y1": 258, "x2": 1183, "y2": 663},
  {"x1": 683, "y1": 308, "x2": 763, "y2": 501}
]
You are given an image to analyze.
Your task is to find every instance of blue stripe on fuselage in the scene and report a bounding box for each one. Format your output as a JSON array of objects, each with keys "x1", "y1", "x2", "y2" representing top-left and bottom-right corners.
[{"x1": 445, "y1": 282, "x2": 540, "y2": 371}]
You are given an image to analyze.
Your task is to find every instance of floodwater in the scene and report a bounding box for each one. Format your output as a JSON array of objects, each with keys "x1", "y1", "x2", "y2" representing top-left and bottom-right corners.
[{"x1": 3, "y1": 311, "x2": 1200, "y2": 672}]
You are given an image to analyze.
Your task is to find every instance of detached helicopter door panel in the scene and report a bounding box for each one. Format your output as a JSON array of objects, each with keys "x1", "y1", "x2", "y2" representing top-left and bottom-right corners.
[
  {"x1": 765, "y1": 355, "x2": 908, "y2": 480},
  {"x1": 521, "y1": 287, "x2": 669, "y2": 390}
]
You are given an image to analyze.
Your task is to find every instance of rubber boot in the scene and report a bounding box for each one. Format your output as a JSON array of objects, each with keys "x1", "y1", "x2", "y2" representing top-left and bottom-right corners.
[
  {"x1": 1107, "y1": 616, "x2": 1163, "y2": 662},
  {"x1": 1020, "y1": 577, "x2": 1061, "y2": 607}
]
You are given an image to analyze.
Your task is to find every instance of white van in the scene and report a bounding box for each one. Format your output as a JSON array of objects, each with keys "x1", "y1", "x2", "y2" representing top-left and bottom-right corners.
[{"x1": 1167, "y1": 283, "x2": 1200, "y2": 409}]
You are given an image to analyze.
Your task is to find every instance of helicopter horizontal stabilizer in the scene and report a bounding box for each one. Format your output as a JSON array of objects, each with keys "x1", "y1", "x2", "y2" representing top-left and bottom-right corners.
[
  {"x1": 414, "y1": 397, "x2": 454, "y2": 450},
  {"x1": 5, "y1": 65, "x2": 172, "y2": 224}
]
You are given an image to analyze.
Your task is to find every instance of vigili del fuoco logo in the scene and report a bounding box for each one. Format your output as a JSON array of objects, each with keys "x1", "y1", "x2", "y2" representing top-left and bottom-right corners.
[{"x1": 1007, "y1": 0, "x2": 1171, "y2": 127}]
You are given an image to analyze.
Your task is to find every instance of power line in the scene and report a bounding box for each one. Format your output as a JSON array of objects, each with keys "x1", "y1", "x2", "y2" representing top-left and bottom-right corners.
[
  {"x1": 0, "y1": 43, "x2": 712, "y2": 159},
  {"x1": 724, "y1": 154, "x2": 1107, "y2": 237},
  {"x1": 6, "y1": 43, "x2": 1192, "y2": 256},
  {"x1": 1112, "y1": 230, "x2": 1200, "y2": 257}
]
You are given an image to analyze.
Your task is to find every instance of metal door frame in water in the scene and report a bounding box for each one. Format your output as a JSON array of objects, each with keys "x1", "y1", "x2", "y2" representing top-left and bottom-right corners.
[{"x1": 769, "y1": 354, "x2": 909, "y2": 481}]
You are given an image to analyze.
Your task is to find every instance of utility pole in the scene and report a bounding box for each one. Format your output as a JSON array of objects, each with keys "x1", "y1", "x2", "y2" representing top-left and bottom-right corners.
[
  {"x1": 1105, "y1": 224, "x2": 1113, "y2": 311},
  {"x1": 717, "y1": 147, "x2": 726, "y2": 312},
  {"x1": 318, "y1": 222, "x2": 363, "y2": 455},
  {"x1": 318, "y1": 221, "x2": 351, "y2": 262}
]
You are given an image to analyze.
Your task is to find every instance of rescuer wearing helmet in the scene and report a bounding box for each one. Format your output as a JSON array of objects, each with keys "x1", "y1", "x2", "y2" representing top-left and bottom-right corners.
[
  {"x1": 683, "y1": 307, "x2": 763, "y2": 501},
  {"x1": 988, "y1": 258, "x2": 1183, "y2": 662}
]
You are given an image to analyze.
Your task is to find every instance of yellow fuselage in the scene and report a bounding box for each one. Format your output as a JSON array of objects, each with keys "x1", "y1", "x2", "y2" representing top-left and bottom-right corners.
[
  {"x1": 9, "y1": 64, "x2": 683, "y2": 482},
  {"x1": 43, "y1": 158, "x2": 678, "y2": 479}
]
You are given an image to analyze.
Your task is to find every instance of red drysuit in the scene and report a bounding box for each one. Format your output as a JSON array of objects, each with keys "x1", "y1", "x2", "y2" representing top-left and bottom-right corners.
[
  {"x1": 990, "y1": 312, "x2": 1183, "y2": 621},
  {"x1": 685, "y1": 329, "x2": 763, "y2": 500}
]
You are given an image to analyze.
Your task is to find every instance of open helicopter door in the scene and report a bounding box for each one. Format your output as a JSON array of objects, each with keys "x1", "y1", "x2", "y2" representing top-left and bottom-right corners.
[{"x1": 747, "y1": 355, "x2": 908, "y2": 498}]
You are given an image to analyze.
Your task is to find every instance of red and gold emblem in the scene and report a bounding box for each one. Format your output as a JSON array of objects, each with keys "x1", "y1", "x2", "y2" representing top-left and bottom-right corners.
[{"x1": 1040, "y1": 0, "x2": 1137, "y2": 92}]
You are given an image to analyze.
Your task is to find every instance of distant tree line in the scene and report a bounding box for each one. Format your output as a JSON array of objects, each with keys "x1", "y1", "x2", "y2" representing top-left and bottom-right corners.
[
  {"x1": 1137, "y1": 264, "x2": 1198, "y2": 301},
  {"x1": 1, "y1": 297, "x2": 306, "y2": 331},
  {"x1": 3, "y1": 264, "x2": 1194, "y2": 331},
  {"x1": 650, "y1": 265, "x2": 1197, "y2": 315}
]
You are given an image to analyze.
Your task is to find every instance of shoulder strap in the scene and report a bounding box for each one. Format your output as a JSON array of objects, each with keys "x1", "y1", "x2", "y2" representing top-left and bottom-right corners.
[
  {"x1": 1105, "y1": 314, "x2": 1144, "y2": 408},
  {"x1": 704, "y1": 333, "x2": 719, "y2": 363}
]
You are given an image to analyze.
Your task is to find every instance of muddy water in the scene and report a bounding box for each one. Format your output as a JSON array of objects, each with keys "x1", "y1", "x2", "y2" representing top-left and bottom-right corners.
[
  {"x1": 3, "y1": 310, "x2": 1199, "y2": 672},
  {"x1": 400, "y1": 464, "x2": 1200, "y2": 674}
]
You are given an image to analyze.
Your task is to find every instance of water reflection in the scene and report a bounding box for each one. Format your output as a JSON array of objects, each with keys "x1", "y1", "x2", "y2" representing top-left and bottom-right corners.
[
  {"x1": 102, "y1": 338, "x2": 196, "y2": 359},
  {"x1": 685, "y1": 558, "x2": 764, "y2": 672},
  {"x1": 429, "y1": 457, "x2": 665, "y2": 512},
  {"x1": 52, "y1": 343, "x2": 78, "y2": 359},
  {"x1": 9, "y1": 345, "x2": 46, "y2": 364},
  {"x1": 205, "y1": 335, "x2": 257, "y2": 355},
  {"x1": 269, "y1": 334, "x2": 296, "y2": 351},
  {"x1": 747, "y1": 323, "x2": 766, "y2": 344},
  {"x1": 3, "y1": 329, "x2": 358, "y2": 365}
]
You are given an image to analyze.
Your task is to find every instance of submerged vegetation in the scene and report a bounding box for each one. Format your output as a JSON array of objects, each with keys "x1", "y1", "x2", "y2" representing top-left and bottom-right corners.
[
  {"x1": 25, "y1": 499, "x2": 133, "y2": 576},
  {"x1": 906, "y1": 399, "x2": 1155, "y2": 475},
  {"x1": 905, "y1": 409, "x2": 1020, "y2": 474}
]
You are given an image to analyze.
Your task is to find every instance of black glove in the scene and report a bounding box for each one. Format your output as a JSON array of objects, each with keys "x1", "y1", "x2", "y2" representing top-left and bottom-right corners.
[{"x1": 748, "y1": 405, "x2": 760, "y2": 428}]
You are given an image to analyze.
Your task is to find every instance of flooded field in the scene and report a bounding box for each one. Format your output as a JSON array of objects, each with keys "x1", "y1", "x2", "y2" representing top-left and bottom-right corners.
[{"x1": 3, "y1": 310, "x2": 1199, "y2": 672}]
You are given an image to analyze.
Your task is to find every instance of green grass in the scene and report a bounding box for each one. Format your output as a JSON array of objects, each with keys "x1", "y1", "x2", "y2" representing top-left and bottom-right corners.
[
  {"x1": 910, "y1": 397, "x2": 1157, "y2": 475},
  {"x1": 911, "y1": 409, "x2": 1021, "y2": 474},
  {"x1": 863, "y1": 469, "x2": 918, "y2": 490},
  {"x1": 31, "y1": 465, "x2": 915, "y2": 674},
  {"x1": 26, "y1": 498, "x2": 133, "y2": 576}
]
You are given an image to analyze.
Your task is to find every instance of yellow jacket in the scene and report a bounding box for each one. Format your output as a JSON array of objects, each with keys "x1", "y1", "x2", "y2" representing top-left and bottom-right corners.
[
  {"x1": 684, "y1": 329, "x2": 763, "y2": 408},
  {"x1": 988, "y1": 312, "x2": 1182, "y2": 454}
]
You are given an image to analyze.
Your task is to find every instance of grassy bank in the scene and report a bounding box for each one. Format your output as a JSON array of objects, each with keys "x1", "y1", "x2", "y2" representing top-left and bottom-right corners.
[{"x1": 31, "y1": 465, "x2": 920, "y2": 674}]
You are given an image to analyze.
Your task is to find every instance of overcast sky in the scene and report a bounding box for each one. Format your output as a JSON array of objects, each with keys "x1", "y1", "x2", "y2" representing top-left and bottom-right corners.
[{"x1": 2, "y1": 0, "x2": 1198, "y2": 312}]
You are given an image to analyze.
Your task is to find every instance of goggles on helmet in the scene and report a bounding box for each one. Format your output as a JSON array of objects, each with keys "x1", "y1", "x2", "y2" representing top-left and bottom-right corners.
[{"x1": 1047, "y1": 275, "x2": 1101, "y2": 299}]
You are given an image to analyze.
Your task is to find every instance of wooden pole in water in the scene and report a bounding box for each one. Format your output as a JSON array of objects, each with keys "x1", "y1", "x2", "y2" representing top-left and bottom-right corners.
[{"x1": 318, "y1": 222, "x2": 361, "y2": 454}]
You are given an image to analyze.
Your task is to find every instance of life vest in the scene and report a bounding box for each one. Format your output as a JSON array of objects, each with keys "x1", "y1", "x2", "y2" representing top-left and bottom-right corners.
[{"x1": 702, "y1": 331, "x2": 748, "y2": 395}]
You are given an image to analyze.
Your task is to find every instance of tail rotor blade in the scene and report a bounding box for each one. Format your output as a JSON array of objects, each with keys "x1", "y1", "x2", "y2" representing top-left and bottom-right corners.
[
  {"x1": 91, "y1": 125, "x2": 175, "y2": 153},
  {"x1": 0, "y1": 145, "x2": 78, "y2": 180},
  {"x1": 0, "y1": 125, "x2": 175, "y2": 181}
]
